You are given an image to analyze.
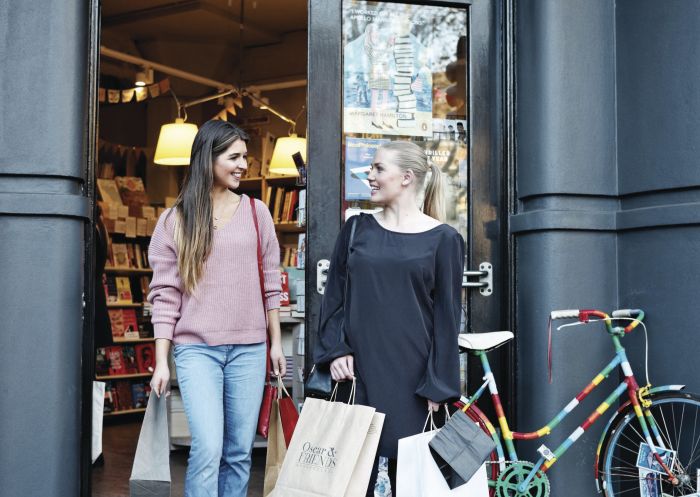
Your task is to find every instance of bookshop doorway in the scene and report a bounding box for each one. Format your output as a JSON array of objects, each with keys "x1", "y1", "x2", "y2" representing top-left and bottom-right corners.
[
  {"x1": 90, "y1": 2, "x2": 308, "y2": 496},
  {"x1": 306, "y1": 0, "x2": 515, "y2": 418}
]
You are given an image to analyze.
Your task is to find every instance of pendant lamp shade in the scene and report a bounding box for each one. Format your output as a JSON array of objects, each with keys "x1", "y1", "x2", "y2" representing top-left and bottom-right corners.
[
  {"x1": 269, "y1": 134, "x2": 306, "y2": 176},
  {"x1": 154, "y1": 118, "x2": 198, "y2": 166}
]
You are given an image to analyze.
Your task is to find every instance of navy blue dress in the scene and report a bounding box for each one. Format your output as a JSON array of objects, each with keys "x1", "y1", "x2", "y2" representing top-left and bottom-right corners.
[{"x1": 314, "y1": 213, "x2": 465, "y2": 458}]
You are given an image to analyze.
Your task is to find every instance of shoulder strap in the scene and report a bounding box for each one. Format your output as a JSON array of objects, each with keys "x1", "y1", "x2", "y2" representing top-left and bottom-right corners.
[
  {"x1": 340, "y1": 216, "x2": 358, "y2": 341},
  {"x1": 250, "y1": 196, "x2": 271, "y2": 377}
]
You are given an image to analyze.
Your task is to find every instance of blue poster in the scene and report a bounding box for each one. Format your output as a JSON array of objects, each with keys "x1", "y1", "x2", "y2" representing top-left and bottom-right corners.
[{"x1": 345, "y1": 137, "x2": 389, "y2": 200}]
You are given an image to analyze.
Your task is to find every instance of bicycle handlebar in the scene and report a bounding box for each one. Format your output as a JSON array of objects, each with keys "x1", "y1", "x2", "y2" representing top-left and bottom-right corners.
[
  {"x1": 550, "y1": 308, "x2": 645, "y2": 334},
  {"x1": 550, "y1": 309, "x2": 580, "y2": 320}
]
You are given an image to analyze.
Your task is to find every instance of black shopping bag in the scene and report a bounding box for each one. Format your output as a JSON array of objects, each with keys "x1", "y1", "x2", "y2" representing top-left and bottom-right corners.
[
  {"x1": 129, "y1": 392, "x2": 171, "y2": 497},
  {"x1": 429, "y1": 409, "x2": 496, "y2": 485}
]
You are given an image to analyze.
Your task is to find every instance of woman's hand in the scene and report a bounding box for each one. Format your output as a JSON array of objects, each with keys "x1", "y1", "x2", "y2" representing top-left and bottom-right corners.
[
  {"x1": 270, "y1": 343, "x2": 287, "y2": 377},
  {"x1": 150, "y1": 363, "x2": 170, "y2": 398},
  {"x1": 427, "y1": 399, "x2": 440, "y2": 412},
  {"x1": 330, "y1": 355, "x2": 355, "y2": 381}
]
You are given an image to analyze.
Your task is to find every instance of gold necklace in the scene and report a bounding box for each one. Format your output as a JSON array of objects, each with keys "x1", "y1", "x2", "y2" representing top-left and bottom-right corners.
[{"x1": 213, "y1": 193, "x2": 239, "y2": 230}]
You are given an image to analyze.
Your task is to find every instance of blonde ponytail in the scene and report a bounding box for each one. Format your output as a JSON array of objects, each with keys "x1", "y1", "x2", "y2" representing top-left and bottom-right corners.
[
  {"x1": 377, "y1": 141, "x2": 446, "y2": 222},
  {"x1": 423, "y1": 162, "x2": 445, "y2": 222}
]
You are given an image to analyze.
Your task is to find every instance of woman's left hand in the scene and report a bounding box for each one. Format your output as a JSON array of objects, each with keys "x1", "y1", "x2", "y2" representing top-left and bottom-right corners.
[
  {"x1": 427, "y1": 399, "x2": 440, "y2": 412},
  {"x1": 270, "y1": 343, "x2": 287, "y2": 377}
]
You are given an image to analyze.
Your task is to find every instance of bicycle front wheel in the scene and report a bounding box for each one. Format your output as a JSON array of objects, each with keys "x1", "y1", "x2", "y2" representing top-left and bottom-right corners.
[{"x1": 601, "y1": 391, "x2": 700, "y2": 497}]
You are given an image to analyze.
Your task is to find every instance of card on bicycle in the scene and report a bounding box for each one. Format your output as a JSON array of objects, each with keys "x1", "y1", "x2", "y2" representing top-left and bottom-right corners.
[{"x1": 635, "y1": 442, "x2": 677, "y2": 475}]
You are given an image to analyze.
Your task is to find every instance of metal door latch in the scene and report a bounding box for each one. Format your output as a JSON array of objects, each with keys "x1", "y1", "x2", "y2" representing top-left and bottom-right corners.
[
  {"x1": 317, "y1": 259, "x2": 330, "y2": 295},
  {"x1": 463, "y1": 262, "x2": 493, "y2": 296}
]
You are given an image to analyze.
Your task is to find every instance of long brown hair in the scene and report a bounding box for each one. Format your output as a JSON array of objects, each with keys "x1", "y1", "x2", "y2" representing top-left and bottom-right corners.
[
  {"x1": 378, "y1": 141, "x2": 446, "y2": 222},
  {"x1": 168, "y1": 120, "x2": 248, "y2": 294}
]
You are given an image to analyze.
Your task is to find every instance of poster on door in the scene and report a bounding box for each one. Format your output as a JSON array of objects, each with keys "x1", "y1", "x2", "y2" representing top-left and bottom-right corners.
[
  {"x1": 343, "y1": 1, "x2": 434, "y2": 137},
  {"x1": 345, "y1": 137, "x2": 389, "y2": 200}
]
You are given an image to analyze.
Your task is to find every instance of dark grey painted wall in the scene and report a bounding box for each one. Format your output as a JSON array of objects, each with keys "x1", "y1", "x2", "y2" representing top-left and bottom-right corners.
[
  {"x1": 515, "y1": 1, "x2": 700, "y2": 496},
  {"x1": 0, "y1": 1, "x2": 90, "y2": 496}
]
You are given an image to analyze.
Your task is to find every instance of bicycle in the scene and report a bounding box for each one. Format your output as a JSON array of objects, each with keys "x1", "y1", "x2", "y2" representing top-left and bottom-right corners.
[{"x1": 455, "y1": 308, "x2": 700, "y2": 497}]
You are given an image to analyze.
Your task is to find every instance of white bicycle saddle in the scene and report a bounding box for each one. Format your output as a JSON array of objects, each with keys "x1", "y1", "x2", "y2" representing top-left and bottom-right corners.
[{"x1": 458, "y1": 331, "x2": 514, "y2": 351}]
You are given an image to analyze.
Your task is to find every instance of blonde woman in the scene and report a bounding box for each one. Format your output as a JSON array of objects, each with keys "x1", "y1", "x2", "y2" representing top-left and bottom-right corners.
[
  {"x1": 148, "y1": 120, "x2": 286, "y2": 497},
  {"x1": 315, "y1": 140, "x2": 465, "y2": 495}
]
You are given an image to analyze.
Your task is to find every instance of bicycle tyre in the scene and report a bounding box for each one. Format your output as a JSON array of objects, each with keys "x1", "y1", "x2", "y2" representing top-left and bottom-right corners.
[{"x1": 601, "y1": 391, "x2": 700, "y2": 497}]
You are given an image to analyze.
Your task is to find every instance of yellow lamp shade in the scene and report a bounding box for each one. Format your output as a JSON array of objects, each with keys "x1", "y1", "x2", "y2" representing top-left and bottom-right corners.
[
  {"x1": 154, "y1": 118, "x2": 198, "y2": 166},
  {"x1": 269, "y1": 134, "x2": 306, "y2": 176}
]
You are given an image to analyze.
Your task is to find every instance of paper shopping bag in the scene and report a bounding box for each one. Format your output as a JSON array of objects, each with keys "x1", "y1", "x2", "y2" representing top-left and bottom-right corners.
[
  {"x1": 270, "y1": 397, "x2": 376, "y2": 497},
  {"x1": 429, "y1": 409, "x2": 495, "y2": 484},
  {"x1": 92, "y1": 381, "x2": 106, "y2": 464},
  {"x1": 345, "y1": 412, "x2": 385, "y2": 497},
  {"x1": 264, "y1": 399, "x2": 287, "y2": 496},
  {"x1": 129, "y1": 392, "x2": 171, "y2": 497},
  {"x1": 397, "y1": 430, "x2": 489, "y2": 497}
]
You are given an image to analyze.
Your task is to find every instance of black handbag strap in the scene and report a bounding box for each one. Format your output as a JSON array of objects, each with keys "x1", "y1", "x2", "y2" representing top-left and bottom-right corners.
[{"x1": 340, "y1": 216, "x2": 358, "y2": 342}]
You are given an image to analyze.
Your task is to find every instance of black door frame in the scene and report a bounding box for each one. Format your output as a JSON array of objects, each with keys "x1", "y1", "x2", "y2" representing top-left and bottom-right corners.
[{"x1": 306, "y1": 0, "x2": 517, "y2": 418}]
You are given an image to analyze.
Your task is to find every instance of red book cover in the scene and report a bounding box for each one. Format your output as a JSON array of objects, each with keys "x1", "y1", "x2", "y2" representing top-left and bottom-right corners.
[
  {"x1": 280, "y1": 271, "x2": 290, "y2": 307},
  {"x1": 122, "y1": 309, "x2": 139, "y2": 335},
  {"x1": 108, "y1": 309, "x2": 125, "y2": 341},
  {"x1": 107, "y1": 346, "x2": 126, "y2": 375},
  {"x1": 135, "y1": 343, "x2": 156, "y2": 373},
  {"x1": 115, "y1": 380, "x2": 134, "y2": 410}
]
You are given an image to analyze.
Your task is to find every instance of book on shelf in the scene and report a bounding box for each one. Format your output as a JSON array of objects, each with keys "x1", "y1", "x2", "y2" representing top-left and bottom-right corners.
[
  {"x1": 97, "y1": 178, "x2": 124, "y2": 206},
  {"x1": 134, "y1": 244, "x2": 144, "y2": 269},
  {"x1": 115, "y1": 276, "x2": 133, "y2": 303},
  {"x1": 139, "y1": 276, "x2": 150, "y2": 301},
  {"x1": 297, "y1": 189, "x2": 306, "y2": 226},
  {"x1": 125, "y1": 216, "x2": 137, "y2": 238},
  {"x1": 263, "y1": 185, "x2": 273, "y2": 207},
  {"x1": 280, "y1": 271, "x2": 290, "y2": 307},
  {"x1": 103, "y1": 274, "x2": 118, "y2": 303},
  {"x1": 296, "y1": 233, "x2": 306, "y2": 269},
  {"x1": 109, "y1": 308, "x2": 140, "y2": 341},
  {"x1": 131, "y1": 383, "x2": 148, "y2": 409},
  {"x1": 107, "y1": 346, "x2": 126, "y2": 375},
  {"x1": 135, "y1": 343, "x2": 156, "y2": 373},
  {"x1": 122, "y1": 345, "x2": 139, "y2": 374},
  {"x1": 272, "y1": 187, "x2": 285, "y2": 222},
  {"x1": 281, "y1": 245, "x2": 298, "y2": 267},
  {"x1": 96, "y1": 347, "x2": 110, "y2": 376},
  {"x1": 112, "y1": 243, "x2": 130, "y2": 268},
  {"x1": 115, "y1": 380, "x2": 134, "y2": 411},
  {"x1": 115, "y1": 176, "x2": 150, "y2": 211}
]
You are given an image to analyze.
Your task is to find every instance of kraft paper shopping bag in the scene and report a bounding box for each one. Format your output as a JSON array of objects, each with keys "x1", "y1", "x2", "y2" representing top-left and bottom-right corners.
[
  {"x1": 345, "y1": 411, "x2": 385, "y2": 497},
  {"x1": 264, "y1": 399, "x2": 287, "y2": 496},
  {"x1": 270, "y1": 396, "x2": 376, "y2": 497},
  {"x1": 129, "y1": 392, "x2": 171, "y2": 497}
]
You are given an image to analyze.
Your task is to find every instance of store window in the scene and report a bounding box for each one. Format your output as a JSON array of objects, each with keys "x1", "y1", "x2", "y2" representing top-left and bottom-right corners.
[{"x1": 341, "y1": 0, "x2": 469, "y2": 234}]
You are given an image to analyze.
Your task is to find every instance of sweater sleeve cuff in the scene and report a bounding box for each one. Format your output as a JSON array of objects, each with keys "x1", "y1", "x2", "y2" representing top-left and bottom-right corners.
[
  {"x1": 265, "y1": 293, "x2": 281, "y2": 311},
  {"x1": 153, "y1": 322, "x2": 175, "y2": 341}
]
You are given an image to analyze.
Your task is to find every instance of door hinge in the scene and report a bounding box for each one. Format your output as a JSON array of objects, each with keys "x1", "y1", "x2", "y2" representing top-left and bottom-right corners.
[
  {"x1": 463, "y1": 262, "x2": 493, "y2": 296},
  {"x1": 316, "y1": 259, "x2": 330, "y2": 295}
]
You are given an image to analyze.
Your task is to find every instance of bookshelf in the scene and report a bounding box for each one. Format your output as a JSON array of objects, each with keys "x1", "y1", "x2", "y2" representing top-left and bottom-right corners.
[
  {"x1": 97, "y1": 372, "x2": 151, "y2": 381},
  {"x1": 105, "y1": 408, "x2": 147, "y2": 417}
]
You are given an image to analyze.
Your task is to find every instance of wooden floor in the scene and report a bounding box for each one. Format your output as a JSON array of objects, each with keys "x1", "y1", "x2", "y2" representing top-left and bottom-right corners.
[{"x1": 92, "y1": 420, "x2": 266, "y2": 497}]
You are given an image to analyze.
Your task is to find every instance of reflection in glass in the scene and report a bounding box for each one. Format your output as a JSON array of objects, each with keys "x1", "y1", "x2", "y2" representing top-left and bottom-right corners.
[{"x1": 341, "y1": 0, "x2": 469, "y2": 234}]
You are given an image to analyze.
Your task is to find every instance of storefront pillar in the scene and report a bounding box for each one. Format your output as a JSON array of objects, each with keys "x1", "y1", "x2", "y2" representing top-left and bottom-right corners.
[{"x1": 0, "y1": 1, "x2": 93, "y2": 496}]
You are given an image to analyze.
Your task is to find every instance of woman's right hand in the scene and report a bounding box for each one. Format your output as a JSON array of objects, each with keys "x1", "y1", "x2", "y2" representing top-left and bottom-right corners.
[
  {"x1": 150, "y1": 363, "x2": 170, "y2": 398},
  {"x1": 330, "y1": 355, "x2": 355, "y2": 382}
]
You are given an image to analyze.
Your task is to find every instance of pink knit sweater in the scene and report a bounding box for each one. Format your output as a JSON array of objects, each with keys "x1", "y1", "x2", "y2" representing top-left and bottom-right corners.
[{"x1": 147, "y1": 195, "x2": 281, "y2": 345}]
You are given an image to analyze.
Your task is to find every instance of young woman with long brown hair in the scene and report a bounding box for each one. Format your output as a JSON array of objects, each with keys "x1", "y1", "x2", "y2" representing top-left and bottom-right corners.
[
  {"x1": 314, "y1": 140, "x2": 465, "y2": 495},
  {"x1": 148, "y1": 120, "x2": 285, "y2": 497}
]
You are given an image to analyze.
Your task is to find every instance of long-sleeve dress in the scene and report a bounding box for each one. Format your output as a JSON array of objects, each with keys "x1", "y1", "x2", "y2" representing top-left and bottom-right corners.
[{"x1": 314, "y1": 213, "x2": 465, "y2": 458}]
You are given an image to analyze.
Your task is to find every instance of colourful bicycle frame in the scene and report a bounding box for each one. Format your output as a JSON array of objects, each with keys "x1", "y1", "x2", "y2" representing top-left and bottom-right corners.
[{"x1": 461, "y1": 309, "x2": 680, "y2": 491}]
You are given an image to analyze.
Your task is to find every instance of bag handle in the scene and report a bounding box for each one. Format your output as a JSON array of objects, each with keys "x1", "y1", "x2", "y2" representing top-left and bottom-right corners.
[
  {"x1": 250, "y1": 196, "x2": 271, "y2": 379},
  {"x1": 330, "y1": 377, "x2": 357, "y2": 404}
]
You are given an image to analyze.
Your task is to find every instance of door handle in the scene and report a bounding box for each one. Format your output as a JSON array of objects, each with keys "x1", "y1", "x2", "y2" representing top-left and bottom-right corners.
[
  {"x1": 316, "y1": 259, "x2": 330, "y2": 295},
  {"x1": 463, "y1": 262, "x2": 493, "y2": 296}
]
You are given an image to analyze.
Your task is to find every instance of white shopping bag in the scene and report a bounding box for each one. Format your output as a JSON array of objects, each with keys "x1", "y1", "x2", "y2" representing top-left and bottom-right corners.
[
  {"x1": 92, "y1": 381, "x2": 106, "y2": 464},
  {"x1": 397, "y1": 426, "x2": 489, "y2": 497}
]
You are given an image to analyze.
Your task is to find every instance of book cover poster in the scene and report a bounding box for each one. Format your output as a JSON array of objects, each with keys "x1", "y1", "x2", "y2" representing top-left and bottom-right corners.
[
  {"x1": 345, "y1": 137, "x2": 389, "y2": 200},
  {"x1": 343, "y1": 1, "x2": 433, "y2": 137}
]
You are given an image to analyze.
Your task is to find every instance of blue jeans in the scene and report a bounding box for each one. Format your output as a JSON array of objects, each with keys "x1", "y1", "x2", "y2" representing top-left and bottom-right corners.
[{"x1": 174, "y1": 343, "x2": 267, "y2": 497}]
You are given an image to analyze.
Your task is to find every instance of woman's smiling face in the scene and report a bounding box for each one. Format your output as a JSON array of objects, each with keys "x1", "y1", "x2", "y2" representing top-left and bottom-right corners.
[{"x1": 212, "y1": 139, "x2": 248, "y2": 190}]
